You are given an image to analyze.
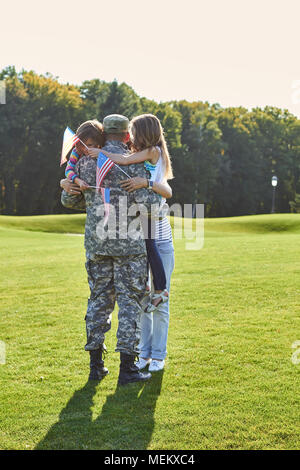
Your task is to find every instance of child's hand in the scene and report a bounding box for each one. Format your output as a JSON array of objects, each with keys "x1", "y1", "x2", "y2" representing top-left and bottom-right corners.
[
  {"x1": 74, "y1": 178, "x2": 90, "y2": 191},
  {"x1": 60, "y1": 179, "x2": 82, "y2": 195},
  {"x1": 88, "y1": 148, "x2": 101, "y2": 159},
  {"x1": 120, "y1": 177, "x2": 148, "y2": 192},
  {"x1": 75, "y1": 141, "x2": 89, "y2": 156}
]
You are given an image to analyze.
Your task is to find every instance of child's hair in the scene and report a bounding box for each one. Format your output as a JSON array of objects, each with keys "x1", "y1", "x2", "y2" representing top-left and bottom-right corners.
[
  {"x1": 76, "y1": 119, "x2": 105, "y2": 147},
  {"x1": 130, "y1": 114, "x2": 173, "y2": 180}
]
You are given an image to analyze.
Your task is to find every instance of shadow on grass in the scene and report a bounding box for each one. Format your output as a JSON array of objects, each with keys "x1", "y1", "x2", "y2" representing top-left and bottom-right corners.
[{"x1": 35, "y1": 371, "x2": 164, "y2": 450}]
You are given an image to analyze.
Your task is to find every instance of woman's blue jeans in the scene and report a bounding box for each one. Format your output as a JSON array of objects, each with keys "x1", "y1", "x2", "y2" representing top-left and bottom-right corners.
[{"x1": 138, "y1": 239, "x2": 175, "y2": 360}]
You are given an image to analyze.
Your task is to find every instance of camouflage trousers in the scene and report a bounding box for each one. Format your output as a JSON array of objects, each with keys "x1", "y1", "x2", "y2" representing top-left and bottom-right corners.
[{"x1": 84, "y1": 253, "x2": 147, "y2": 355}]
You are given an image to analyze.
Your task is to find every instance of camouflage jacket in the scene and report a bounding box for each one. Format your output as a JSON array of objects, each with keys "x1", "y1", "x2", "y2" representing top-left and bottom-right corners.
[{"x1": 61, "y1": 140, "x2": 161, "y2": 258}]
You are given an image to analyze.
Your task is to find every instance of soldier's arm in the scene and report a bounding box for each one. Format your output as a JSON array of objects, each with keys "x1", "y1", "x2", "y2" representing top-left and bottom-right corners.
[
  {"x1": 120, "y1": 177, "x2": 172, "y2": 199},
  {"x1": 61, "y1": 189, "x2": 86, "y2": 211}
]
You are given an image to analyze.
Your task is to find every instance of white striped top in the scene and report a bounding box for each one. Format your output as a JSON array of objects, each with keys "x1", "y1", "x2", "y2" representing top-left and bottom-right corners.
[
  {"x1": 155, "y1": 216, "x2": 173, "y2": 242},
  {"x1": 144, "y1": 149, "x2": 173, "y2": 243}
]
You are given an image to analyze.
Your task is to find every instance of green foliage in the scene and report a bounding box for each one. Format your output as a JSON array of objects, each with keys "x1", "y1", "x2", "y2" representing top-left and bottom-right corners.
[
  {"x1": 0, "y1": 67, "x2": 86, "y2": 215},
  {"x1": 80, "y1": 79, "x2": 142, "y2": 121},
  {"x1": 0, "y1": 67, "x2": 300, "y2": 216},
  {"x1": 289, "y1": 193, "x2": 300, "y2": 213}
]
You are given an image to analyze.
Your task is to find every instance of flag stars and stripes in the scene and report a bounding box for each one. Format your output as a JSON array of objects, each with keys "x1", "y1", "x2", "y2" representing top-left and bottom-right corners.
[
  {"x1": 60, "y1": 127, "x2": 83, "y2": 166},
  {"x1": 96, "y1": 152, "x2": 115, "y2": 190}
]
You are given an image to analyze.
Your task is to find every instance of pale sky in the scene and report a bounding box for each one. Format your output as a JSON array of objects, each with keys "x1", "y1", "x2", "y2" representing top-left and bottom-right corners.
[{"x1": 1, "y1": 0, "x2": 300, "y2": 117}]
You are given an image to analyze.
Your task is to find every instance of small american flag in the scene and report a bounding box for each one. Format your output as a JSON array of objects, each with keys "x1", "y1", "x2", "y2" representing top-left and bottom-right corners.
[
  {"x1": 60, "y1": 127, "x2": 80, "y2": 166},
  {"x1": 96, "y1": 152, "x2": 115, "y2": 191}
]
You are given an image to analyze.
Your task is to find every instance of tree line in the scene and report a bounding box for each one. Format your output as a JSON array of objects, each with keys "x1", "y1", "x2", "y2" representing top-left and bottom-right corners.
[{"x1": 0, "y1": 66, "x2": 299, "y2": 217}]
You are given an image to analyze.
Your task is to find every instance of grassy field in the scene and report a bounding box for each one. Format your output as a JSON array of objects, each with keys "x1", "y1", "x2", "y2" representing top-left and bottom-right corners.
[{"x1": 0, "y1": 213, "x2": 299, "y2": 450}]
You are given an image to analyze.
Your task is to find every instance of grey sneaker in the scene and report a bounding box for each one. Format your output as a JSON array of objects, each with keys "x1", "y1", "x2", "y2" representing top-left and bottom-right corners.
[
  {"x1": 136, "y1": 357, "x2": 151, "y2": 370},
  {"x1": 149, "y1": 359, "x2": 165, "y2": 372}
]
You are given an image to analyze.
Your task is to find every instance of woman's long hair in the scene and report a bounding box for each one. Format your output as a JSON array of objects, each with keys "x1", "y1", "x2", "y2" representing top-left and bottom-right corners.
[{"x1": 130, "y1": 114, "x2": 173, "y2": 180}]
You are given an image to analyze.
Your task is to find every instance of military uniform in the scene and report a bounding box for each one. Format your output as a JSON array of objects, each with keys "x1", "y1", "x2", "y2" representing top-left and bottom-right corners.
[{"x1": 61, "y1": 115, "x2": 161, "y2": 357}]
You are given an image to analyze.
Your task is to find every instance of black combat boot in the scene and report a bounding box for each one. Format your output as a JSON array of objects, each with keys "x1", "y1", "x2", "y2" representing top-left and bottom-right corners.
[
  {"x1": 118, "y1": 352, "x2": 151, "y2": 386},
  {"x1": 88, "y1": 346, "x2": 109, "y2": 381}
]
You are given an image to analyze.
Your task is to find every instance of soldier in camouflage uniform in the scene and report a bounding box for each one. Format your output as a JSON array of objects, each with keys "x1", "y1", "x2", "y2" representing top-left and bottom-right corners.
[{"x1": 61, "y1": 114, "x2": 161, "y2": 385}]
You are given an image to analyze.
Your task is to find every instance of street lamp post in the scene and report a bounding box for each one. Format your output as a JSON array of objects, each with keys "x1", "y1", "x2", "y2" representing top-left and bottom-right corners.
[{"x1": 271, "y1": 176, "x2": 278, "y2": 213}]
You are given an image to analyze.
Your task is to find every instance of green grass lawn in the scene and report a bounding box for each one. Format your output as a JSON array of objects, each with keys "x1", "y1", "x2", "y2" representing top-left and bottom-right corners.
[{"x1": 0, "y1": 213, "x2": 299, "y2": 450}]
